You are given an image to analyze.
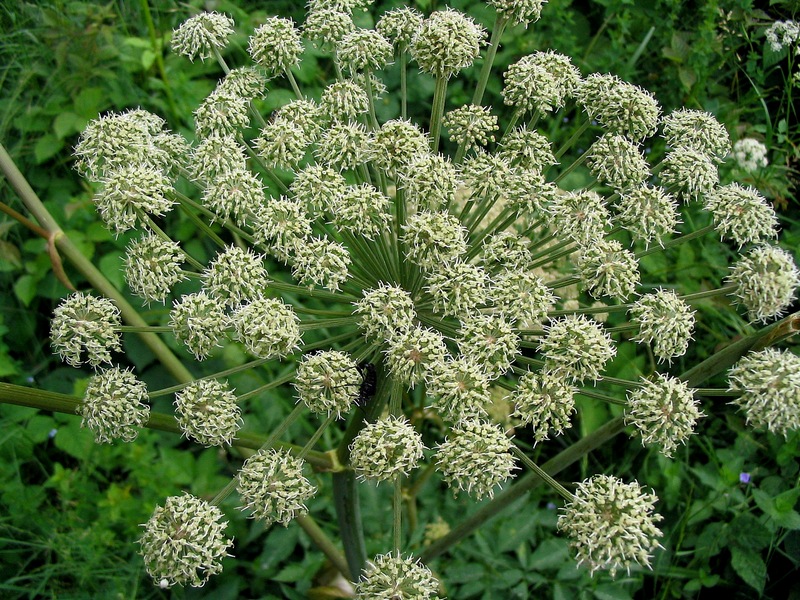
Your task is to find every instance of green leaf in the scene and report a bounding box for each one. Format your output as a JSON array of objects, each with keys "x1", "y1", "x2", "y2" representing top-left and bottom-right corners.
[
  {"x1": 730, "y1": 546, "x2": 766, "y2": 595},
  {"x1": 34, "y1": 134, "x2": 64, "y2": 164},
  {"x1": 13, "y1": 274, "x2": 38, "y2": 307},
  {"x1": 774, "y1": 487, "x2": 800, "y2": 513},
  {"x1": 98, "y1": 250, "x2": 125, "y2": 291},
  {"x1": 273, "y1": 562, "x2": 306, "y2": 582},
  {"x1": 53, "y1": 111, "x2": 83, "y2": 139},
  {"x1": 594, "y1": 583, "x2": 634, "y2": 600},
  {"x1": 528, "y1": 538, "x2": 569, "y2": 570},
  {"x1": 730, "y1": 514, "x2": 772, "y2": 551},
  {"x1": 54, "y1": 418, "x2": 95, "y2": 460}
]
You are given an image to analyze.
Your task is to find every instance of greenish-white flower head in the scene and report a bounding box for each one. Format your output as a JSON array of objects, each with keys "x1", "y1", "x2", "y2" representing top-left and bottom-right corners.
[
  {"x1": 539, "y1": 314, "x2": 616, "y2": 383},
  {"x1": 550, "y1": 190, "x2": 610, "y2": 244},
  {"x1": 397, "y1": 153, "x2": 459, "y2": 211},
  {"x1": 705, "y1": 183, "x2": 778, "y2": 248},
  {"x1": 732, "y1": 138, "x2": 769, "y2": 172},
  {"x1": 189, "y1": 132, "x2": 247, "y2": 182},
  {"x1": 174, "y1": 379, "x2": 242, "y2": 447},
  {"x1": 480, "y1": 231, "x2": 532, "y2": 269},
  {"x1": 502, "y1": 56, "x2": 559, "y2": 114},
  {"x1": 94, "y1": 164, "x2": 175, "y2": 234},
  {"x1": 497, "y1": 125, "x2": 556, "y2": 171},
  {"x1": 727, "y1": 244, "x2": 800, "y2": 322},
  {"x1": 170, "y1": 292, "x2": 230, "y2": 360},
  {"x1": 254, "y1": 118, "x2": 310, "y2": 170},
  {"x1": 373, "y1": 119, "x2": 430, "y2": 175},
  {"x1": 426, "y1": 357, "x2": 490, "y2": 422},
  {"x1": 330, "y1": 184, "x2": 391, "y2": 239},
  {"x1": 203, "y1": 245, "x2": 269, "y2": 308},
  {"x1": 511, "y1": 371, "x2": 575, "y2": 444},
  {"x1": 217, "y1": 66, "x2": 267, "y2": 100},
  {"x1": 248, "y1": 17, "x2": 304, "y2": 76},
  {"x1": 576, "y1": 238, "x2": 640, "y2": 301},
  {"x1": 202, "y1": 168, "x2": 264, "y2": 227},
  {"x1": 290, "y1": 164, "x2": 348, "y2": 217},
  {"x1": 252, "y1": 196, "x2": 312, "y2": 258},
  {"x1": 80, "y1": 367, "x2": 149, "y2": 443},
  {"x1": 625, "y1": 374, "x2": 703, "y2": 457},
  {"x1": 577, "y1": 74, "x2": 660, "y2": 141},
  {"x1": 443, "y1": 104, "x2": 498, "y2": 151},
  {"x1": 491, "y1": 269, "x2": 556, "y2": 326},
  {"x1": 488, "y1": 0, "x2": 547, "y2": 26},
  {"x1": 171, "y1": 11, "x2": 234, "y2": 62},
  {"x1": 337, "y1": 28, "x2": 393, "y2": 73},
  {"x1": 295, "y1": 350, "x2": 362, "y2": 417},
  {"x1": 350, "y1": 416, "x2": 425, "y2": 481},
  {"x1": 51, "y1": 292, "x2": 121, "y2": 368},
  {"x1": 321, "y1": 80, "x2": 370, "y2": 122},
  {"x1": 275, "y1": 99, "x2": 323, "y2": 140},
  {"x1": 232, "y1": 297, "x2": 301, "y2": 359},
  {"x1": 411, "y1": 9, "x2": 486, "y2": 79},
  {"x1": 386, "y1": 325, "x2": 448, "y2": 386},
  {"x1": 292, "y1": 236, "x2": 351, "y2": 291},
  {"x1": 355, "y1": 552, "x2": 439, "y2": 600},
  {"x1": 376, "y1": 7, "x2": 424, "y2": 51},
  {"x1": 659, "y1": 147, "x2": 718, "y2": 202},
  {"x1": 303, "y1": 8, "x2": 354, "y2": 46},
  {"x1": 355, "y1": 284, "x2": 417, "y2": 342},
  {"x1": 587, "y1": 133, "x2": 650, "y2": 191},
  {"x1": 661, "y1": 108, "x2": 730, "y2": 161},
  {"x1": 729, "y1": 348, "x2": 800, "y2": 437},
  {"x1": 124, "y1": 233, "x2": 186, "y2": 304},
  {"x1": 194, "y1": 88, "x2": 250, "y2": 137},
  {"x1": 457, "y1": 314, "x2": 520, "y2": 380},
  {"x1": 614, "y1": 185, "x2": 679, "y2": 248},
  {"x1": 557, "y1": 475, "x2": 663, "y2": 577},
  {"x1": 402, "y1": 211, "x2": 468, "y2": 269},
  {"x1": 426, "y1": 261, "x2": 489, "y2": 318},
  {"x1": 139, "y1": 493, "x2": 233, "y2": 588},
  {"x1": 435, "y1": 419, "x2": 517, "y2": 500},
  {"x1": 315, "y1": 121, "x2": 374, "y2": 171},
  {"x1": 237, "y1": 448, "x2": 316, "y2": 525},
  {"x1": 630, "y1": 290, "x2": 695, "y2": 363},
  {"x1": 461, "y1": 150, "x2": 512, "y2": 200}
]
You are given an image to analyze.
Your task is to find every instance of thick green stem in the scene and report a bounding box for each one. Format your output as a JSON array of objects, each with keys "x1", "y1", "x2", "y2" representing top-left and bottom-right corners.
[
  {"x1": 429, "y1": 76, "x2": 448, "y2": 153},
  {"x1": 471, "y1": 14, "x2": 507, "y2": 108},
  {"x1": 296, "y1": 515, "x2": 351, "y2": 580}
]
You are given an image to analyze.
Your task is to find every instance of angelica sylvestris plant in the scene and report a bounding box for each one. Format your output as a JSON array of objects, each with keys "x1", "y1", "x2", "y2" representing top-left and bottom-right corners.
[{"x1": 27, "y1": 0, "x2": 800, "y2": 593}]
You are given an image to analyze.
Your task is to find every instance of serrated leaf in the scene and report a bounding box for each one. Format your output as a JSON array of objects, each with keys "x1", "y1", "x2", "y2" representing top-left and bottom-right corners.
[
  {"x1": 774, "y1": 487, "x2": 800, "y2": 513},
  {"x1": 730, "y1": 546, "x2": 766, "y2": 595},
  {"x1": 730, "y1": 513, "x2": 772, "y2": 551}
]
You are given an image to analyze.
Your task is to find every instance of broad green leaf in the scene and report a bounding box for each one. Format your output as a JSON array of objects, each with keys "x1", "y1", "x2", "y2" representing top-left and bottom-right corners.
[
  {"x1": 34, "y1": 134, "x2": 64, "y2": 164},
  {"x1": 730, "y1": 546, "x2": 766, "y2": 595},
  {"x1": 13, "y1": 274, "x2": 38, "y2": 306}
]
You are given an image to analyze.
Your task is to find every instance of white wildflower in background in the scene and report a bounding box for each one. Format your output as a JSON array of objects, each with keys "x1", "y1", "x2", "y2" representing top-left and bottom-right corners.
[
  {"x1": 732, "y1": 138, "x2": 769, "y2": 172},
  {"x1": 765, "y1": 20, "x2": 800, "y2": 54}
]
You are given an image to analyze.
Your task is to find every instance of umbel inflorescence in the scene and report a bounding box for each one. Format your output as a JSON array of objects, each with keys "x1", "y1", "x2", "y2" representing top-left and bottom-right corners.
[{"x1": 52, "y1": 0, "x2": 800, "y2": 592}]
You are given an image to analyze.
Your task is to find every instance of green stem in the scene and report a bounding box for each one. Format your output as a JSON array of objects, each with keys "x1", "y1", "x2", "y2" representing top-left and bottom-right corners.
[
  {"x1": 429, "y1": 76, "x2": 448, "y2": 154},
  {"x1": 140, "y1": 0, "x2": 179, "y2": 122},
  {"x1": 400, "y1": 51, "x2": 408, "y2": 120},
  {"x1": 299, "y1": 413, "x2": 337, "y2": 460},
  {"x1": 512, "y1": 446, "x2": 573, "y2": 502},
  {"x1": 635, "y1": 224, "x2": 715, "y2": 260},
  {"x1": 471, "y1": 14, "x2": 507, "y2": 108},
  {"x1": 296, "y1": 515, "x2": 351, "y2": 580},
  {"x1": 393, "y1": 476, "x2": 403, "y2": 553},
  {"x1": 285, "y1": 68, "x2": 303, "y2": 99}
]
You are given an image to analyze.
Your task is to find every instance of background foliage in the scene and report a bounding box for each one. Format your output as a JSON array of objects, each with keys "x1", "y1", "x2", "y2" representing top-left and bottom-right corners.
[{"x1": 1, "y1": 0, "x2": 798, "y2": 598}]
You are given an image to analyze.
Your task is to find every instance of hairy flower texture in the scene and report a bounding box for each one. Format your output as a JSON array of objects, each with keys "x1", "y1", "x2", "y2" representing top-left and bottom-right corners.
[
  {"x1": 426, "y1": 357, "x2": 490, "y2": 422},
  {"x1": 248, "y1": 17, "x2": 303, "y2": 76},
  {"x1": 373, "y1": 119, "x2": 430, "y2": 175},
  {"x1": 51, "y1": 292, "x2": 121, "y2": 368},
  {"x1": 350, "y1": 416, "x2": 425, "y2": 481},
  {"x1": 330, "y1": 184, "x2": 391, "y2": 239},
  {"x1": 550, "y1": 190, "x2": 610, "y2": 244},
  {"x1": 254, "y1": 118, "x2": 310, "y2": 170},
  {"x1": 308, "y1": 0, "x2": 373, "y2": 12},
  {"x1": 727, "y1": 244, "x2": 800, "y2": 322},
  {"x1": 193, "y1": 88, "x2": 250, "y2": 137},
  {"x1": 497, "y1": 125, "x2": 556, "y2": 171},
  {"x1": 232, "y1": 297, "x2": 301, "y2": 359},
  {"x1": 411, "y1": 8, "x2": 486, "y2": 79},
  {"x1": 275, "y1": 99, "x2": 323, "y2": 140},
  {"x1": 237, "y1": 448, "x2": 316, "y2": 525},
  {"x1": 576, "y1": 74, "x2": 660, "y2": 141},
  {"x1": 765, "y1": 20, "x2": 800, "y2": 53},
  {"x1": 171, "y1": 11, "x2": 234, "y2": 61},
  {"x1": 480, "y1": 231, "x2": 532, "y2": 269},
  {"x1": 576, "y1": 238, "x2": 640, "y2": 301},
  {"x1": 461, "y1": 150, "x2": 512, "y2": 200},
  {"x1": 704, "y1": 183, "x2": 778, "y2": 248},
  {"x1": 321, "y1": 80, "x2": 370, "y2": 122},
  {"x1": 511, "y1": 371, "x2": 575, "y2": 444},
  {"x1": 292, "y1": 236, "x2": 351, "y2": 291},
  {"x1": 189, "y1": 132, "x2": 248, "y2": 183},
  {"x1": 295, "y1": 350, "x2": 362, "y2": 417},
  {"x1": 174, "y1": 379, "x2": 241, "y2": 447},
  {"x1": 80, "y1": 367, "x2": 149, "y2": 443},
  {"x1": 203, "y1": 168, "x2": 264, "y2": 226},
  {"x1": 386, "y1": 325, "x2": 448, "y2": 386},
  {"x1": 315, "y1": 120, "x2": 374, "y2": 171},
  {"x1": 443, "y1": 104, "x2": 497, "y2": 151},
  {"x1": 426, "y1": 262, "x2": 488, "y2": 317},
  {"x1": 488, "y1": 0, "x2": 547, "y2": 26},
  {"x1": 457, "y1": 314, "x2": 519, "y2": 380},
  {"x1": 252, "y1": 196, "x2": 312, "y2": 259},
  {"x1": 729, "y1": 348, "x2": 800, "y2": 436},
  {"x1": 124, "y1": 233, "x2": 186, "y2": 303},
  {"x1": 203, "y1": 246, "x2": 269, "y2": 308},
  {"x1": 557, "y1": 475, "x2": 663, "y2": 577},
  {"x1": 492, "y1": 269, "x2": 556, "y2": 325},
  {"x1": 630, "y1": 290, "x2": 695, "y2": 363},
  {"x1": 436, "y1": 419, "x2": 516, "y2": 499},
  {"x1": 93, "y1": 164, "x2": 174, "y2": 234},
  {"x1": 402, "y1": 211, "x2": 467, "y2": 269},
  {"x1": 170, "y1": 292, "x2": 229, "y2": 360},
  {"x1": 614, "y1": 185, "x2": 679, "y2": 248},
  {"x1": 376, "y1": 7, "x2": 423, "y2": 51},
  {"x1": 217, "y1": 66, "x2": 267, "y2": 100},
  {"x1": 732, "y1": 138, "x2": 769, "y2": 172},
  {"x1": 303, "y1": 9, "x2": 354, "y2": 46},
  {"x1": 74, "y1": 109, "x2": 176, "y2": 181},
  {"x1": 355, "y1": 284, "x2": 417, "y2": 342},
  {"x1": 337, "y1": 28, "x2": 393, "y2": 73},
  {"x1": 290, "y1": 164, "x2": 347, "y2": 218},
  {"x1": 587, "y1": 133, "x2": 649, "y2": 191},
  {"x1": 625, "y1": 374, "x2": 702, "y2": 457},
  {"x1": 503, "y1": 57, "x2": 563, "y2": 115},
  {"x1": 539, "y1": 315, "x2": 616, "y2": 383},
  {"x1": 398, "y1": 153, "x2": 459, "y2": 211},
  {"x1": 139, "y1": 493, "x2": 233, "y2": 588},
  {"x1": 662, "y1": 108, "x2": 730, "y2": 161},
  {"x1": 659, "y1": 147, "x2": 718, "y2": 201},
  {"x1": 356, "y1": 552, "x2": 439, "y2": 600}
]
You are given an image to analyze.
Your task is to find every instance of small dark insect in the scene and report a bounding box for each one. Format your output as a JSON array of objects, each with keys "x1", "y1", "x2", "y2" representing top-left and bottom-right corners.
[{"x1": 355, "y1": 361, "x2": 377, "y2": 408}]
